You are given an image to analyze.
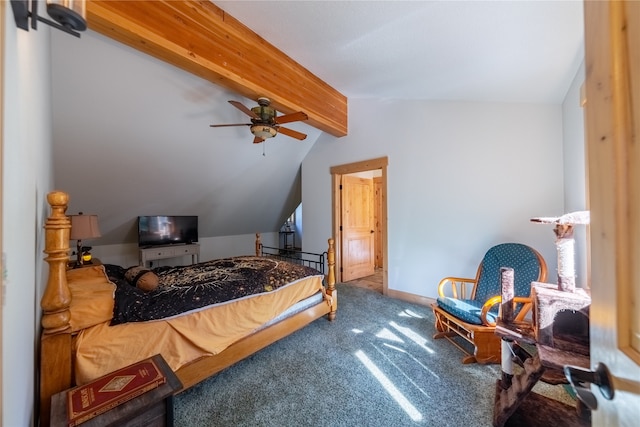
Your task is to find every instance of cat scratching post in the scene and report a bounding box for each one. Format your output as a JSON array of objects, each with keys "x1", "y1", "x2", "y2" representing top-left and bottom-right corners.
[
  {"x1": 530, "y1": 211, "x2": 590, "y2": 292},
  {"x1": 499, "y1": 267, "x2": 515, "y2": 389},
  {"x1": 493, "y1": 212, "x2": 592, "y2": 427}
]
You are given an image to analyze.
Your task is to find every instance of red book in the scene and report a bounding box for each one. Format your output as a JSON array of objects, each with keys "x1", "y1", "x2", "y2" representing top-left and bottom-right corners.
[{"x1": 66, "y1": 356, "x2": 167, "y2": 426}]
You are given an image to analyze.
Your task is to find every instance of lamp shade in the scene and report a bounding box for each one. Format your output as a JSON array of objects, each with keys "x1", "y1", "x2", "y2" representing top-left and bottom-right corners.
[
  {"x1": 250, "y1": 125, "x2": 277, "y2": 139},
  {"x1": 46, "y1": 0, "x2": 87, "y2": 31},
  {"x1": 69, "y1": 214, "x2": 101, "y2": 240}
]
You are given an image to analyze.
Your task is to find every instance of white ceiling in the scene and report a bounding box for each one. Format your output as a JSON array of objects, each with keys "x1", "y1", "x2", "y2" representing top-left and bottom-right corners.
[
  {"x1": 51, "y1": 1, "x2": 585, "y2": 248},
  {"x1": 214, "y1": 0, "x2": 584, "y2": 103}
]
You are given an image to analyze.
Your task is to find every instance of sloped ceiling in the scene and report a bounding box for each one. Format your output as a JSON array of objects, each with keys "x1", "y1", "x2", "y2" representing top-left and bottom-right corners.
[
  {"x1": 215, "y1": 0, "x2": 584, "y2": 103},
  {"x1": 84, "y1": 0, "x2": 348, "y2": 137},
  {"x1": 51, "y1": 0, "x2": 584, "y2": 246},
  {"x1": 52, "y1": 0, "x2": 340, "y2": 246},
  {"x1": 51, "y1": 29, "x2": 323, "y2": 245}
]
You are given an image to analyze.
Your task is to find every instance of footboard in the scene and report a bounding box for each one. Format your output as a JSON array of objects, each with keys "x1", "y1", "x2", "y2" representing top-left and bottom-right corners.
[
  {"x1": 255, "y1": 233, "x2": 336, "y2": 320},
  {"x1": 256, "y1": 233, "x2": 328, "y2": 274},
  {"x1": 176, "y1": 236, "x2": 336, "y2": 390}
]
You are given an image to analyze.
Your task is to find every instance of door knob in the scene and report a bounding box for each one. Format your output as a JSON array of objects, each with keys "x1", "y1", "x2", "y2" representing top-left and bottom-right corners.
[{"x1": 564, "y1": 362, "x2": 615, "y2": 410}]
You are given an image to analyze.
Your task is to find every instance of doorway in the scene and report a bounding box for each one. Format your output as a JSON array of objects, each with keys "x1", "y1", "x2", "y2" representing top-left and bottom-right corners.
[{"x1": 330, "y1": 157, "x2": 388, "y2": 294}]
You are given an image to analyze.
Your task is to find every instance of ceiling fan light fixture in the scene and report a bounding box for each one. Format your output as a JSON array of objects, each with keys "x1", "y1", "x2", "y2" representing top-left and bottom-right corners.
[
  {"x1": 250, "y1": 125, "x2": 277, "y2": 139},
  {"x1": 211, "y1": 99, "x2": 306, "y2": 142}
]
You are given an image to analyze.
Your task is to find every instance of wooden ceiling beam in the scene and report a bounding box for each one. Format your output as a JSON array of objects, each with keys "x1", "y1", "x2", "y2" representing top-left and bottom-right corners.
[{"x1": 86, "y1": 0, "x2": 347, "y2": 137}]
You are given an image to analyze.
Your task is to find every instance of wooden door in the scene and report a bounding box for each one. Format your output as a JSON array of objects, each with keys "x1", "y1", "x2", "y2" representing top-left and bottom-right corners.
[
  {"x1": 341, "y1": 175, "x2": 375, "y2": 281},
  {"x1": 373, "y1": 177, "x2": 383, "y2": 268},
  {"x1": 584, "y1": 1, "x2": 640, "y2": 423}
]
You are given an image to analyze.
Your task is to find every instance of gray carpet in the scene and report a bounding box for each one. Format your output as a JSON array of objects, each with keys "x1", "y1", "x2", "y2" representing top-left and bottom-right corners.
[{"x1": 173, "y1": 284, "x2": 573, "y2": 426}]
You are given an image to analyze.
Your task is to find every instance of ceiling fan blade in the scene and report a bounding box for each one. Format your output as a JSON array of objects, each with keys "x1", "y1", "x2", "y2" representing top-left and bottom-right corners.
[
  {"x1": 275, "y1": 111, "x2": 308, "y2": 124},
  {"x1": 209, "y1": 123, "x2": 251, "y2": 127},
  {"x1": 277, "y1": 126, "x2": 307, "y2": 141},
  {"x1": 253, "y1": 136, "x2": 265, "y2": 144},
  {"x1": 229, "y1": 100, "x2": 259, "y2": 119}
]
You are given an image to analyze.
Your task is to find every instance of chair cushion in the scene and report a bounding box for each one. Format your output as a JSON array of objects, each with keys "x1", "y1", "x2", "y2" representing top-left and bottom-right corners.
[
  {"x1": 436, "y1": 296, "x2": 499, "y2": 325},
  {"x1": 473, "y1": 243, "x2": 541, "y2": 303}
]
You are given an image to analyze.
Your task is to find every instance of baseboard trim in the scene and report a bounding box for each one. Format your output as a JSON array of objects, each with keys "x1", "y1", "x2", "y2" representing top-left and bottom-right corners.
[{"x1": 386, "y1": 288, "x2": 436, "y2": 307}]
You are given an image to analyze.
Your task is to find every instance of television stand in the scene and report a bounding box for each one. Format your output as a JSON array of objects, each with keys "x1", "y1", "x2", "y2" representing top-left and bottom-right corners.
[{"x1": 139, "y1": 244, "x2": 200, "y2": 268}]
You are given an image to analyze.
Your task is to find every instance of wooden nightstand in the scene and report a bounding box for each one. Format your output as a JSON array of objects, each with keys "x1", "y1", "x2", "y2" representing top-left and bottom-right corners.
[{"x1": 50, "y1": 355, "x2": 182, "y2": 427}]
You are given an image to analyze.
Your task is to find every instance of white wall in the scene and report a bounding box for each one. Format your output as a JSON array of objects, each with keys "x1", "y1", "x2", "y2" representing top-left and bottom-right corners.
[
  {"x1": 292, "y1": 203, "x2": 302, "y2": 248},
  {"x1": 302, "y1": 99, "x2": 565, "y2": 298},
  {"x1": 2, "y1": 9, "x2": 54, "y2": 427},
  {"x1": 92, "y1": 232, "x2": 279, "y2": 267},
  {"x1": 562, "y1": 61, "x2": 588, "y2": 288}
]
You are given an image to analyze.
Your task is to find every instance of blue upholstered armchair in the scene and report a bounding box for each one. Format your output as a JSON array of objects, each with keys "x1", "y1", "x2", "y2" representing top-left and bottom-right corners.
[{"x1": 431, "y1": 243, "x2": 547, "y2": 364}]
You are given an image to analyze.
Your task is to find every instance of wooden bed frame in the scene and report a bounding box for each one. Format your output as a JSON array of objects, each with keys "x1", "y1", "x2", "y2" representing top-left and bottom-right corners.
[{"x1": 39, "y1": 191, "x2": 337, "y2": 426}]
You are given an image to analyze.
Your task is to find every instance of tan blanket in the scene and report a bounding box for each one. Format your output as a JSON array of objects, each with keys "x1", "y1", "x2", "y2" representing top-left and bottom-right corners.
[{"x1": 68, "y1": 266, "x2": 325, "y2": 384}]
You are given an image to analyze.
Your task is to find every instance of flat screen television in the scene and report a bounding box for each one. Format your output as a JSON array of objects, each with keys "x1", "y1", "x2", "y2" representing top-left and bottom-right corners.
[{"x1": 137, "y1": 215, "x2": 198, "y2": 247}]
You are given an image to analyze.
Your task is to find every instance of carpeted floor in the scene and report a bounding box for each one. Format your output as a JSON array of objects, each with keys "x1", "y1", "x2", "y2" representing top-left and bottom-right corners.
[{"x1": 173, "y1": 283, "x2": 574, "y2": 426}]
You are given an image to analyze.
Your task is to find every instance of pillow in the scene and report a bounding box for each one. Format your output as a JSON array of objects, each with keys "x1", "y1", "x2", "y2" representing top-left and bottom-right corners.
[
  {"x1": 124, "y1": 266, "x2": 160, "y2": 292},
  {"x1": 67, "y1": 265, "x2": 116, "y2": 332}
]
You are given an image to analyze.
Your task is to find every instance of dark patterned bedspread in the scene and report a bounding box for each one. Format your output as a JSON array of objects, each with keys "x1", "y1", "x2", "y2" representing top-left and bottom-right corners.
[{"x1": 105, "y1": 256, "x2": 323, "y2": 325}]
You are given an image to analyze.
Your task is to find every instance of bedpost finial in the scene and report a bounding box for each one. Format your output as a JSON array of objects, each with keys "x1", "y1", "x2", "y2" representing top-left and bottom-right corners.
[
  {"x1": 255, "y1": 233, "x2": 261, "y2": 256},
  {"x1": 47, "y1": 191, "x2": 69, "y2": 208}
]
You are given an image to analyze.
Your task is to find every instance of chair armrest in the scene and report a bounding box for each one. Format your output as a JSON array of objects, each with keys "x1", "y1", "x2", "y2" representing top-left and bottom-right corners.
[
  {"x1": 513, "y1": 297, "x2": 533, "y2": 321},
  {"x1": 480, "y1": 296, "x2": 533, "y2": 327},
  {"x1": 437, "y1": 276, "x2": 477, "y2": 298}
]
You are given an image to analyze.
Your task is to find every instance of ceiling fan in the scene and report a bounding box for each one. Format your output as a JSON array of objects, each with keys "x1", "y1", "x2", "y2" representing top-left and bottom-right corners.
[{"x1": 210, "y1": 97, "x2": 308, "y2": 143}]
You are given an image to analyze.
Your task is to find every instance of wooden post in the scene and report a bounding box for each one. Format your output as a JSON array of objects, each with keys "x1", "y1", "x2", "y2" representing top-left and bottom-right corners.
[
  {"x1": 326, "y1": 238, "x2": 337, "y2": 321},
  {"x1": 255, "y1": 233, "x2": 261, "y2": 256},
  {"x1": 40, "y1": 191, "x2": 73, "y2": 427}
]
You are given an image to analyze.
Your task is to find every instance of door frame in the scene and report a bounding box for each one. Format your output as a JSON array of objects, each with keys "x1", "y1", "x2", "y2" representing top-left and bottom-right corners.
[
  {"x1": 330, "y1": 157, "x2": 388, "y2": 294},
  {"x1": 373, "y1": 176, "x2": 383, "y2": 269},
  {"x1": 1, "y1": 0, "x2": 5, "y2": 416}
]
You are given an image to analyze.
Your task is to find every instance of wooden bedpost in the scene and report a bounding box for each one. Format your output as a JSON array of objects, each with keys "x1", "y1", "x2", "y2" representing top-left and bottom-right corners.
[
  {"x1": 40, "y1": 191, "x2": 73, "y2": 427},
  {"x1": 326, "y1": 238, "x2": 337, "y2": 320},
  {"x1": 255, "y1": 233, "x2": 261, "y2": 256}
]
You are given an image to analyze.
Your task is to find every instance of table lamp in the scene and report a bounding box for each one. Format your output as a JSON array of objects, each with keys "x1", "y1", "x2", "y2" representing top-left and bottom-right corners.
[{"x1": 69, "y1": 212, "x2": 101, "y2": 267}]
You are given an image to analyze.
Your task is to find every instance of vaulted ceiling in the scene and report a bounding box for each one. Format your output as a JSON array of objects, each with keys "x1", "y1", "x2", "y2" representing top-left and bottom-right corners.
[
  {"x1": 214, "y1": 0, "x2": 583, "y2": 103},
  {"x1": 51, "y1": 1, "x2": 583, "y2": 246},
  {"x1": 85, "y1": 0, "x2": 347, "y2": 136}
]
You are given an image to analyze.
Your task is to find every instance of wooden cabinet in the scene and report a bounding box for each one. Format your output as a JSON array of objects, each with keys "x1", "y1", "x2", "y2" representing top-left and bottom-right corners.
[{"x1": 139, "y1": 244, "x2": 199, "y2": 267}]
